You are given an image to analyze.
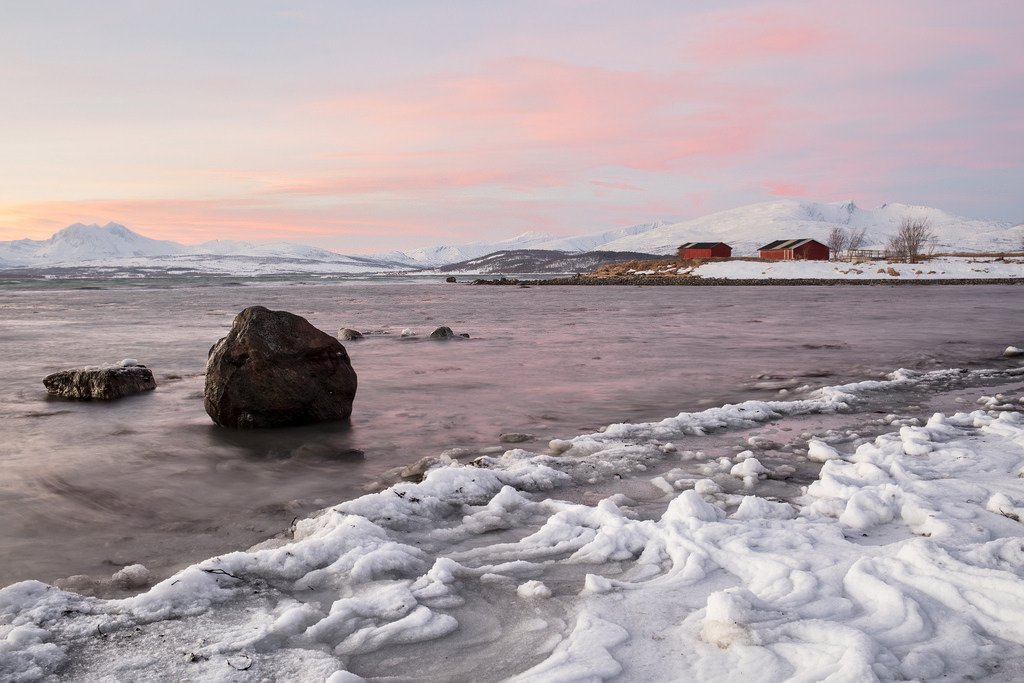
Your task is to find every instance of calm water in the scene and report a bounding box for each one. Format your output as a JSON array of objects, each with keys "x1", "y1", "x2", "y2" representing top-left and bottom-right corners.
[{"x1": 1, "y1": 279, "x2": 1021, "y2": 587}]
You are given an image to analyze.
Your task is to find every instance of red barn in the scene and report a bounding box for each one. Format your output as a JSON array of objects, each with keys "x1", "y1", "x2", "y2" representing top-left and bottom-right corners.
[
  {"x1": 677, "y1": 242, "x2": 732, "y2": 259},
  {"x1": 758, "y1": 238, "x2": 829, "y2": 261}
]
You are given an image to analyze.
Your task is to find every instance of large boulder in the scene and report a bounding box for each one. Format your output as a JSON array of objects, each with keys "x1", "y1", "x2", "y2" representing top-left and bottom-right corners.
[
  {"x1": 204, "y1": 306, "x2": 357, "y2": 428},
  {"x1": 43, "y1": 359, "x2": 156, "y2": 399}
]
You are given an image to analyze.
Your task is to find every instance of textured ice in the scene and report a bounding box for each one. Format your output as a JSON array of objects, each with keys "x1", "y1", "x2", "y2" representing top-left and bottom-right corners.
[{"x1": 3, "y1": 368, "x2": 1024, "y2": 680}]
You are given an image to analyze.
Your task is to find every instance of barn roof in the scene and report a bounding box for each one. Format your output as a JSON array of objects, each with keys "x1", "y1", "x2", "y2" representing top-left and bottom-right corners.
[
  {"x1": 678, "y1": 242, "x2": 729, "y2": 249},
  {"x1": 758, "y1": 238, "x2": 822, "y2": 251}
]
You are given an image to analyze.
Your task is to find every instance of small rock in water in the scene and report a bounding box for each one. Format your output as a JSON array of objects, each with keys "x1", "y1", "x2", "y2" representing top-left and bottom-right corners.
[
  {"x1": 43, "y1": 360, "x2": 156, "y2": 400},
  {"x1": 338, "y1": 328, "x2": 364, "y2": 341},
  {"x1": 400, "y1": 328, "x2": 416, "y2": 337},
  {"x1": 429, "y1": 326, "x2": 456, "y2": 339},
  {"x1": 111, "y1": 563, "x2": 152, "y2": 590},
  {"x1": 1004, "y1": 346, "x2": 1024, "y2": 357},
  {"x1": 459, "y1": 333, "x2": 471, "y2": 338},
  {"x1": 204, "y1": 306, "x2": 357, "y2": 428},
  {"x1": 498, "y1": 432, "x2": 534, "y2": 443},
  {"x1": 445, "y1": 276, "x2": 457, "y2": 283}
]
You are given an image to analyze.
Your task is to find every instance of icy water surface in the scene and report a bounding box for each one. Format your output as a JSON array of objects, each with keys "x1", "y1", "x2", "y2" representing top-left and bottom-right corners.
[{"x1": 0, "y1": 279, "x2": 1021, "y2": 587}]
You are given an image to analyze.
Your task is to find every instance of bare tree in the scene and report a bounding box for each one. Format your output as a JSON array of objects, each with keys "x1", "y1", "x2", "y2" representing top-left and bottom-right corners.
[
  {"x1": 847, "y1": 226, "x2": 868, "y2": 252},
  {"x1": 827, "y1": 226, "x2": 849, "y2": 261},
  {"x1": 886, "y1": 217, "x2": 935, "y2": 263}
]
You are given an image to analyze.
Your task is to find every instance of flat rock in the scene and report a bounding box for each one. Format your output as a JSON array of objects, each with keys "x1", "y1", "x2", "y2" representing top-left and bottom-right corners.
[
  {"x1": 43, "y1": 360, "x2": 156, "y2": 400},
  {"x1": 498, "y1": 432, "x2": 534, "y2": 443},
  {"x1": 205, "y1": 306, "x2": 357, "y2": 428}
]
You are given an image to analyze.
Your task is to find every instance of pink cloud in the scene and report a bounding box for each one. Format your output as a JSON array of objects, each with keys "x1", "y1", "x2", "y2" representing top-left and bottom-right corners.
[
  {"x1": 687, "y1": 11, "x2": 840, "y2": 64},
  {"x1": 296, "y1": 57, "x2": 787, "y2": 202},
  {"x1": 589, "y1": 180, "x2": 644, "y2": 192},
  {"x1": 764, "y1": 181, "x2": 807, "y2": 197}
]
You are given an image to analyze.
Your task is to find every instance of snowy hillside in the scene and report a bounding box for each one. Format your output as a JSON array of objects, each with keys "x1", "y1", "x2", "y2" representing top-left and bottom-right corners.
[
  {"x1": 597, "y1": 200, "x2": 1020, "y2": 256},
  {"x1": 0, "y1": 223, "x2": 405, "y2": 275},
  {"x1": 375, "y1": 231, "x2": 560, "y2": 267},
  {"x1": 530, "y1": 222, "x2": 666, "y2": 252},
  {"x1": 381, "y1": 200, "x2": 1019, "y2": 264}
]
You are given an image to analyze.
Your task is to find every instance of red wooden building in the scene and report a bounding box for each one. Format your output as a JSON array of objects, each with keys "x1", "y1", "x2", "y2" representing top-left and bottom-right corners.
[
  {"x1": 758, "y1": 238, "x2": 829, "y2": 261},
  {"x1": 677, "y1": 242, "x2": 732, "y2": 259}
]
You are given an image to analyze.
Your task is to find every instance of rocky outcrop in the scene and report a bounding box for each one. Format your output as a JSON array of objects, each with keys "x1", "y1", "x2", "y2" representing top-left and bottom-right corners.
[
  {"x1": 43, "y1": 360, "x2": 156, "y2": 399},
  {"x1": 204, "y1": 306, "x2": 357, "y2": 428}
]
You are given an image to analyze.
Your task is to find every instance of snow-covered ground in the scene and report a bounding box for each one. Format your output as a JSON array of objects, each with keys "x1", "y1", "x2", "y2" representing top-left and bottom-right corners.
[
  {"x1": 4, "y1": 366, "x2": 1024, "y2": 681},
  {"x1": 622, "y1": 256, "x2": 1024, "y2": 280}
]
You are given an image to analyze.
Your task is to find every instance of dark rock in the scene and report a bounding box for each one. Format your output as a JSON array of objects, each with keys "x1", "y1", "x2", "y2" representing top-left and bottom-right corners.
[
  {"x1": 338, "y1": 328, "x2": 364, "y2": 341},
  {"x1": 459, "y1": 333, "x2": 471, "y2": 339},
  {"x1": 43, "y1": 360, "x2": 156, "y2": 399},
  {"x1": 429, "y1": 326, "x2": 456, "y2": 339},
  {"x1": 445, "y1": 276, "x2": 457, "y2": 283},
  {"x1": 204, "y1": 306, "x2": 357, "y2": 428}
]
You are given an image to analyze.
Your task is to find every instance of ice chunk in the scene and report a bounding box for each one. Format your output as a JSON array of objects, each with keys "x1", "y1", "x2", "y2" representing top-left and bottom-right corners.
[
  {"x1": 517, "y1": 580, "x2": 552, "y2": 599},
  {"x1": 807, "y1": 439, "x2": 840, "y2": 462}
]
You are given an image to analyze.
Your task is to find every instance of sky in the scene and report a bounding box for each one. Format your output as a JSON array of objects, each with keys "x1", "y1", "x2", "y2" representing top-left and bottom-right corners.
[{"x1": 0, "y1": 0, "x2": 1021, "y2": 253}]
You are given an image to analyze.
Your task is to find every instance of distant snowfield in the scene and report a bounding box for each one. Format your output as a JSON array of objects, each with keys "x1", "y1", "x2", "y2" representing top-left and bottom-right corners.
[
  {"x1": 4, "y1": 367, "x2": 1024, "y2": 681},
  {"x1": 636, "y1": 256, "x2": 1024, "y2": 280}
]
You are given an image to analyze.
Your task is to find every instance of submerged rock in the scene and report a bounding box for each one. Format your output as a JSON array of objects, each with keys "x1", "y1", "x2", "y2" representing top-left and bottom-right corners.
[
  {"x1": 498, "y1": 432, "x2": 534, "y2": 443},
  {"x1": 338, "y1": 328, "x2": 364, "y2": 341},
  {"x1": 205, "y1": 306, "x2": 357, "y2": 428},
  {"x1": 43, "y1": 360, "x2": 156, "y2": 400},
  {"x1": 429, "y1": 326, "x2": 456, "y2": 339}
]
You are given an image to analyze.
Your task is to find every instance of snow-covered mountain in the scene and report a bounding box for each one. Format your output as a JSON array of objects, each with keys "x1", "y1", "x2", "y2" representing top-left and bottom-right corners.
[
  {"x1": 1, "y1": 222, "x2": 186, "y2": 261},
  {"x1": 375, "y1": 226, "x2": 669, "y2": 267},
  {"x1": 380, "y1": 200, "x2": 1020, "y2": 263},
  {"x1": 374, "y1": 231, "x2": 561, "y2": 268},
  {"x1": 0, "y1": 223, "x2": 405, "y2": 274}
]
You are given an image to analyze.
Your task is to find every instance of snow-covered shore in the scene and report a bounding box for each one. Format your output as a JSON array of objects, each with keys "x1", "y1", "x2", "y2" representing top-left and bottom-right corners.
[
  {"x1": 3, "y1": 367, "x2": 1024, "y2": 681},
  {"x1": 636, "y1": 255, "x2": 1024, "y2": 281}
]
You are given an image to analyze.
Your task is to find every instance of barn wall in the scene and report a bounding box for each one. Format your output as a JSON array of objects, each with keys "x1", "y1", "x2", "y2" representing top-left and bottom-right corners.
[
  {"x1": 794, "y1": 242, "x2": 829, "y2": 260},
  {"x1": 679, "y1": 245, "x2": 732, "y2": 259}
]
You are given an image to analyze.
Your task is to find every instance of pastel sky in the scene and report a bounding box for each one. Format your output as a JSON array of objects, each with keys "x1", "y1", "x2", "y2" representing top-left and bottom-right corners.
[{"x1": 1, "y1": 1, "x2": 1021, "y2": 252}]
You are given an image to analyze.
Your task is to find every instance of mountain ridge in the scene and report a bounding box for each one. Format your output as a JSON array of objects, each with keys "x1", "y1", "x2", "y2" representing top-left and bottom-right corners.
[{"x1": 2, "y1": 200, "x2": 1020, "y2": 275}]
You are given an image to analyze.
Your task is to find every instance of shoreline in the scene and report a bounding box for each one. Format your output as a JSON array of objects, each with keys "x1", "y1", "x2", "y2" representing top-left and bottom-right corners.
[{"x1": 471, "y1": 275, "x2": 1024, "y2": 286}]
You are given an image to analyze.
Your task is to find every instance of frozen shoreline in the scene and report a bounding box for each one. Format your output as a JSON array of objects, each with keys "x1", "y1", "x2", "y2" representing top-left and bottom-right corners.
[
  {"x1": 472, "y1": 276, "x2": 1024, "y2": 286},
  {"x1": 3, "y1": 366, "x2": 1024, "y2": 681}
]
